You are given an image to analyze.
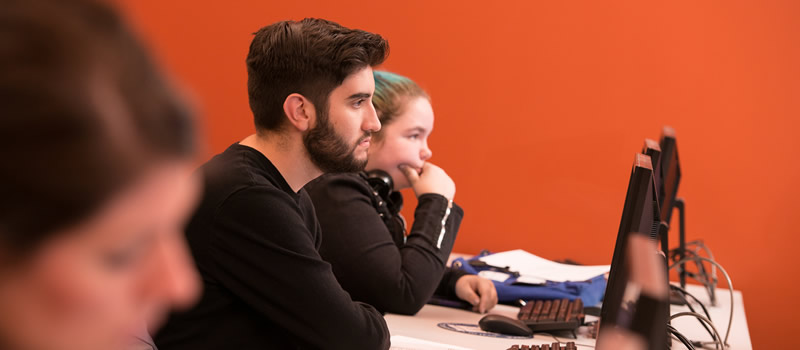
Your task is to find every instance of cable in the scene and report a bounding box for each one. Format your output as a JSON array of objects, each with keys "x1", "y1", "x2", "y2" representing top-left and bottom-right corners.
[
  {"x1": 670, "y1": 285, "x2": 712, "y2": 323},
  {"x1": 670, "y1": 312, "x2": 723, "y2": 350},
  {"x1": 691, "y1": 242, "x2": 719, "y2": 305},
  {"x1": 670, "y1": 241, "x2": 717, "y2": 281},
  {"x1": 686, "y1": 240, "x2": 716, "y2": 263},
  {"x1": 671, "y1": 241, "x2": 719, "y2": 305},
  {"x1": 670, "y1": 335, "x2": 692, "y2": 350},
  {"x1": 670, "y1": 249, "x2": 718, "y2": 304},
  {"x1": 669, "y1": 285, "x2": 715, "y2": 342},
  {"x1": 687, "y1": 244, "x2": 718, "y2": 304},
  {"x1": 668, "y1": 324, "x2": 696, "y2": 350},
  {"x1": 669, "y1": 256, "x2": 733, "y2": 348},
  {"x1": 670, "y1": 333, "x2": 695, "y2": 350},
  {"x1": 671, "y1": 312, "x2": 725, "y2": 350}
]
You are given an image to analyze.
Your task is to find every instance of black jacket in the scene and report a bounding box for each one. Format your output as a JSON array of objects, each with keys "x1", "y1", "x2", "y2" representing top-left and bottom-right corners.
[
  {"x1": 155, "y1": 144, "x2": 389, "y2": 350},
  {"x1": 305, "y1": 172, "x2": 467, "y2": 315}
]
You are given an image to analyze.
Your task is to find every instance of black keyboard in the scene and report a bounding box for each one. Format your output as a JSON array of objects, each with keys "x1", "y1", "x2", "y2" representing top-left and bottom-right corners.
[
  {"x1": 506, "y1": 342, "x2": 577, "y2": 350},
  {"x1": 517, "y1": 298, "x2": 584, "y2": 332}
]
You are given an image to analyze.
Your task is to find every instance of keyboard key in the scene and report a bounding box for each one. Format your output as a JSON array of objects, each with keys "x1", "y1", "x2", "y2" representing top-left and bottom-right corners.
[{"x1": 517, "y1": 298, "x2": 585, "y2": 332}]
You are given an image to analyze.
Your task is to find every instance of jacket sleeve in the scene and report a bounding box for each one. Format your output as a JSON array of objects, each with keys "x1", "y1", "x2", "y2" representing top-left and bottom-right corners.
[
  {"x1": 435, "y1": 267, "x2": 471, "y2": 299},
  {"x1": 207, "y1": 186, "x2": 389, "y2": 350},
  {"x1": 308, "y1": 174, "x2": 464, "y2": 315}
]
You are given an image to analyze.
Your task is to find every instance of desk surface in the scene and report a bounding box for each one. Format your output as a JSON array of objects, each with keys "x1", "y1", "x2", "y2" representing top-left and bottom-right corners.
[
  {"x1": 669, "y1": 284, "x2": 752, "y2": 349},
  {"x1": 385, "y1": 283, "x2": 752, "y2": 349}
]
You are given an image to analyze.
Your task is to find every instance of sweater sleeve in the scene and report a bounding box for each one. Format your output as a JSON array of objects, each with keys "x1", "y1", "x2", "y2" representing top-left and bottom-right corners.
[
  {"x1": 434, "y1": 267, "x2": 471, "y2": 299},
  {"x1": 309, "y1": 174, "x2": 464, "y2": 315},
  {"x1": 208, "y1": 186, "x2": 389, "y2": 350}
]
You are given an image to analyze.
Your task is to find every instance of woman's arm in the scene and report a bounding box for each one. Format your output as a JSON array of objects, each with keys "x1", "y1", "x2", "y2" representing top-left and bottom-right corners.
[
  {"x1": 306, "y1": 173, "x2": 464, "y2": 315},
  {"x1": 435, "y1": 267, "x2": 470, "y2": 299}
]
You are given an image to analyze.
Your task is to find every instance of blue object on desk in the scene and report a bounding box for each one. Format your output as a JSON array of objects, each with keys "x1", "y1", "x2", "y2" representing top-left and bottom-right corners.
[{"x1": 451, "y1": 256, "x2": 607, "y2": 307}]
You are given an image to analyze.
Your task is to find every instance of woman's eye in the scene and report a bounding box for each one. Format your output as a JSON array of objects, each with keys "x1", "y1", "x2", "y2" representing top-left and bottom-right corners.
[{"x1": 408, "y1": 134, "x2": 420, "y2": 140}]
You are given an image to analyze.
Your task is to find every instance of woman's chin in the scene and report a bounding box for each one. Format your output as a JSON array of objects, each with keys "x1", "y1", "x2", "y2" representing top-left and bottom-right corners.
[{"x1": 392, "y1": 178, "x2": 412, "y2": 192}]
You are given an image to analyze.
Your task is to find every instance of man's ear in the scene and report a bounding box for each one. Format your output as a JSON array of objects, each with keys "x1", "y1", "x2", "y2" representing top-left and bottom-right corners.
[{"x1": 282, "y1": 93, "x2": 315, "y2": 132}]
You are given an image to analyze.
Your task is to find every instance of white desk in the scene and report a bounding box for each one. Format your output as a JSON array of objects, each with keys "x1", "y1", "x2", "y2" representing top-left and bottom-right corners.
[{"x1": 385, "y1": 283, "x2": 752, "y2": 349}]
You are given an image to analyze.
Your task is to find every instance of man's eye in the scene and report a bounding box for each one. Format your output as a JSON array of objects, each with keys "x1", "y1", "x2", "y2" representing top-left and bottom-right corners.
[
  {"x1": 353, "y1": 99, "x2": 365, "y2": 108},
  {"x1": 102, "y1": 249, "x2": 139, "y2": 271},
  {"x1": 101, "y1": 235, "x2": 151, "y2": 271}
]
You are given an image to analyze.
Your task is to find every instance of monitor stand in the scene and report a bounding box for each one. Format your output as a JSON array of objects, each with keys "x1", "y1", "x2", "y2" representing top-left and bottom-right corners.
[
  {"x1": 674, "y1": 198, "x2": 687, "y2": 288},
  {"x1": 661, "y1": 200, "x2": 689, "y2": 306}
]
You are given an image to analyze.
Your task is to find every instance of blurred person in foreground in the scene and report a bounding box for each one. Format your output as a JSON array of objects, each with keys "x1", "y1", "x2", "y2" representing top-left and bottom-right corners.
[{"x1": 0, "y1": 0, "x2": 202, "y2": 349}]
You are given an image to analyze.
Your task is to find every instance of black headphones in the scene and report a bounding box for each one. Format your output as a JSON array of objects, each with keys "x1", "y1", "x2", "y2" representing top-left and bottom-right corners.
[
  {"x1": 365, "y1": 169, "x2": 405, "y2": 213},
  {"x1": 365, "y1": 169, "x2": 394, "y2": 199},
  {"x1": 365, "y1": 169, "x2": 406, "y2": 240}
]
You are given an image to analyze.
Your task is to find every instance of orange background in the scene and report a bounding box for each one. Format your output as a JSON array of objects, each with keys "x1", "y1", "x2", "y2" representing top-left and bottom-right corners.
[{"x1": 119, "y1": 0, "x2": 798, "y2": 347}]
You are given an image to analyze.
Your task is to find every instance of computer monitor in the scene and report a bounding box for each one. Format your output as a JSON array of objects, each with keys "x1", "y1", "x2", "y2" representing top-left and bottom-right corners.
[
  {"x1": 642, "y1": 139, "x2": 670, "y2": 258},
  {"x1": 642, "y1": 139, "x2": 662, "y2": 190},
  {"x1": 658, "y1": 126, "x2": 687, "y2": 288},
  {"x1": 659, "y1": 126, "x2": 681, "y2": 226},
  {"x1": 599, "y1": 153, "x2": 667, "y2": 349}
]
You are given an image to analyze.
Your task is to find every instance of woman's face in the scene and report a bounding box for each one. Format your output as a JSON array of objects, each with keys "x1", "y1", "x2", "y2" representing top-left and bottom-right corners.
[
  {"x1": 366, "y1": 96, "x2": 435, "y2": 191},
  {"x1": 0, "y1": 162, "x2": 201, "y2": 350}
]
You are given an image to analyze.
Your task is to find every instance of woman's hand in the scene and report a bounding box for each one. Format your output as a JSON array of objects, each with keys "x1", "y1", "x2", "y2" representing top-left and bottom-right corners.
[
  {"x1": 399, "y1": 162, "x2": 456, "y2": 201},
  {"x1": 454, "y1": 275, "x2": 498, "y2": 314}
]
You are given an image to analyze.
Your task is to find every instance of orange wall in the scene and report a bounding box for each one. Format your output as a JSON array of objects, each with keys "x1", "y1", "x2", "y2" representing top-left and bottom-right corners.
[{"x1": 119, "y1": 1, "x2": 799, "y2": 347}]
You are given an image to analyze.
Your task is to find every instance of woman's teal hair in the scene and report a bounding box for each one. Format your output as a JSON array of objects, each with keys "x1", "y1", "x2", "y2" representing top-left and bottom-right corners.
[{"x1": 372, "y1": 71, "x2": 429, "y2": 134}]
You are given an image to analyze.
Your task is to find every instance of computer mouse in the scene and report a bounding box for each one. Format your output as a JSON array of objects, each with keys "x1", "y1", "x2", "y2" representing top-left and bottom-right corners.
[{"x1": 478, "y1": 314, "x2": 533, "y2": 337}]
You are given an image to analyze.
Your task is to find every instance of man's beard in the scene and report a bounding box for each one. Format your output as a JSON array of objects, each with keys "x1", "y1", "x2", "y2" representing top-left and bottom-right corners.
[{"x1": 303, "y1": 108, "x2": 370, "y2": 173}]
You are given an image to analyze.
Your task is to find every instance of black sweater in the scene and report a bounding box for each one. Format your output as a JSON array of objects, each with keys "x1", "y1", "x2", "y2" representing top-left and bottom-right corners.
[
  {"x1": 154, "y1": 144, "x2": 389, "y2": 350},
  {"x1": 305, "y1": 172, "x2": 467, "y2": 315}
]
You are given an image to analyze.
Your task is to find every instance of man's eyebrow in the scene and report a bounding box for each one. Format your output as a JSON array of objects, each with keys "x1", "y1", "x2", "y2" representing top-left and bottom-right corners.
[{"x1": 347, "y1": 92, "x2": 371, "y2": 100}]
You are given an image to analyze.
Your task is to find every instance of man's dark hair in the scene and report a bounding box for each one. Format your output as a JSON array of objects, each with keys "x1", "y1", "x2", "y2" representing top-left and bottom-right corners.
[
  {"x1": 246, "y1": 18, "x2": 389, "y2": 131},
  {"x1": 0, "y1": 0, "x2": 196, "y2": 258}
]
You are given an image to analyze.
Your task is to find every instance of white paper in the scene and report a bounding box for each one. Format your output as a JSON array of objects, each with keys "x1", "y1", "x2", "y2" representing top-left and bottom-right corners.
[
  {"x1": 478, "y1": 249, "x2": 609, "y2": 283},
  {"x1": 477, "y1": 270, "x2": 511, "y2": 283},
  {"x1": 390, "y1": 335, "x2": 473, "y2": 350},
  {"x1": 514, "y1": 275, "x2": 547, "y2": 285}
]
